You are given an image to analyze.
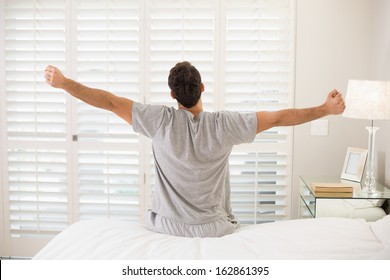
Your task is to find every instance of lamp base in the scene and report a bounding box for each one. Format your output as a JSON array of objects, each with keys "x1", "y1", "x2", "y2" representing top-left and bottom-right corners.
[
  {"x1": 362, "y1": 125, "x2": 379, "y2": 197},
  {"x1": 360, "y1": 186, "x2": 380, "y2": 197},
  {"x1": 361, "y1": 172, "x2": 379, "y2": 197}
]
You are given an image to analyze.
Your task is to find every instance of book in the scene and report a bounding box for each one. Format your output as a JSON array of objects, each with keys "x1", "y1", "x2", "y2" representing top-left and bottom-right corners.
[
  {"x1": 311, "y1": 183, "x2": 353, "y2": 193},
  {"x1": 313, "y1": 192, "x2": 353, "y2": 198}
]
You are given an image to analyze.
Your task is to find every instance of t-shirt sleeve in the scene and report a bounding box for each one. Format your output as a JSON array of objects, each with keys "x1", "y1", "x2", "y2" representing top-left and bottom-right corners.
[
  {"x1": 132, "y1": 102, "x2": 167, "y2": 138},
  {"x1": 218, "y1": 111, "x2": 257, "y2": 145}
]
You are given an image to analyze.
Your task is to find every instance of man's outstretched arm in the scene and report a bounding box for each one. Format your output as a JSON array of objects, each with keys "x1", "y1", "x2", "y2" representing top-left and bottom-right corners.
[
  {"x1": 256, "y1": 89, "x2": 346, "y2": 134},
  {"x1": 44, "y1": 65, "x2": 133, "y2": 125}
]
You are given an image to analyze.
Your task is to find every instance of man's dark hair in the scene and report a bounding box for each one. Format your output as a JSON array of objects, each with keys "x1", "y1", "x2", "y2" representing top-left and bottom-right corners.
[{"x1": 168, "y1": 61, "x2": 202, "y2": 108}]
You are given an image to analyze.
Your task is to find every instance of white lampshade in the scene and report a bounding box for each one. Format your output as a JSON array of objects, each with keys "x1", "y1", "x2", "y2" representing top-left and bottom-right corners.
[{"x1": 343, "y1": 80, "x2": 390, "y2": 120}]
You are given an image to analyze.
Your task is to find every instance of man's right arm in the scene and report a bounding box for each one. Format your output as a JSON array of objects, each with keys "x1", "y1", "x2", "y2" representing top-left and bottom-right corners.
[{"x1": 44, "y1": 65, "x2": 133, "y2": 125}]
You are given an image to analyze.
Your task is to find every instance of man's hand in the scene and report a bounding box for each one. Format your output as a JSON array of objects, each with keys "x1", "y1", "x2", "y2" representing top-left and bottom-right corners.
[
  {"x1": 322, "y1": 89, "x2": 346, "y2": 115},
  {"x1": 44, "y1": 65, "x2": 66, "y2": 88}
]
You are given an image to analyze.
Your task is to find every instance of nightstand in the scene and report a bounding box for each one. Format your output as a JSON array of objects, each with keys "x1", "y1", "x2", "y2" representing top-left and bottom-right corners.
[{"x1": 299, "y1": 176, "x2": 390, "y2": 220}]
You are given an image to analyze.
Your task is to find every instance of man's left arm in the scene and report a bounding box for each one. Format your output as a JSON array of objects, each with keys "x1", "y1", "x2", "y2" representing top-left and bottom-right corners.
[{"x1": 256, "y1": 89, "x2": 345, "y2": 134}]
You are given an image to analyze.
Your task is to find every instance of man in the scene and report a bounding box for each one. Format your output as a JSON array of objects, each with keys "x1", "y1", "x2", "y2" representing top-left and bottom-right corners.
[{"x1": 44, "y1": 61, "x2": 346, "y2": 238}]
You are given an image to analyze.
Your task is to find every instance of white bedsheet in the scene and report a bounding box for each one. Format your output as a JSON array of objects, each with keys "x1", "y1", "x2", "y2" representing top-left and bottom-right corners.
[{"x1": 34, "y1": 216, "x2": 390, "y2": 260}]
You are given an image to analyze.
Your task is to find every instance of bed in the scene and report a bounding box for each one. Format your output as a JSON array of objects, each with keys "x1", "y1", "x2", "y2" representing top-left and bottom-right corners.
[{"x1": 34, "y1": 215, "x2": 390, "y2": 260}]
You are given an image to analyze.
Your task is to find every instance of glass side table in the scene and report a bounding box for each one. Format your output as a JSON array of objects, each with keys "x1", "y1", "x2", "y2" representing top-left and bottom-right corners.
[{"x1": 299, "y1": 176, "x2": 390, "y2": 219}]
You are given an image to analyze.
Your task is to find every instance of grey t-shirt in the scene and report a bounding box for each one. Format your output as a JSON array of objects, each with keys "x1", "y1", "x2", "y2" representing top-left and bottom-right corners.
[{"x1": 132, "y1": 102, "x2": 257, "y2": 236}]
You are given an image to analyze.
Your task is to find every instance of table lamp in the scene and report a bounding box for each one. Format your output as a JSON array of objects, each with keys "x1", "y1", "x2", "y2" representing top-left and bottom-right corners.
[{"x1": 343, "y1": 80, "x2": 390, "y2": 195}]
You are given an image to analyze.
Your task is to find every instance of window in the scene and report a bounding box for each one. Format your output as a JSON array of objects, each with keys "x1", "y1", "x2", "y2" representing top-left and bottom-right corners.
[
  {"x1": 2, "y1": 0, "x2": 69, "y2": 257},
  {"x1": 1, "y1": 0, "x2": 295, "y2": 257}
]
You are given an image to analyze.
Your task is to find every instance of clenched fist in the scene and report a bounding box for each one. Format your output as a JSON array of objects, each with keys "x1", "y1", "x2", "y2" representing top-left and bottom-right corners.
[
  {"x1": 323, "y1": 89, "x2": 346, "y2": 115},
  {"x1": 44, "y1": 65, "x2": 66, "y2": 88}
]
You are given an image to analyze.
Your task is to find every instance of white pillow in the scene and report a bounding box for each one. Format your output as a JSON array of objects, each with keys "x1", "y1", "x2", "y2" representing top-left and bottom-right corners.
[
  {"x1": 370, "y1": 215, "x2": 390, "y2": 246},
  {"x1": 316, "y1": 199, "x2": 386, "y2": 222},
  {"x1": 346, "y1": 199, "x2": 385, "y2": 208}
]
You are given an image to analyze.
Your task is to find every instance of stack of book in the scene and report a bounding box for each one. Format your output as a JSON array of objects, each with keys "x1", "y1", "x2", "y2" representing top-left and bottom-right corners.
[{"x1": 311, "y1": 183, "x2": 353, "y2": 198}]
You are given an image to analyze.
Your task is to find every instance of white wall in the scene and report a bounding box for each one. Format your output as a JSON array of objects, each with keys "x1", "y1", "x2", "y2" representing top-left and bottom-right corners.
[
  {"x1": 372, "y1": 0, "x2": 390, "y2": 186},
  {"x1": 292, "y1": 0, "x2": 374, "y2": 218}
]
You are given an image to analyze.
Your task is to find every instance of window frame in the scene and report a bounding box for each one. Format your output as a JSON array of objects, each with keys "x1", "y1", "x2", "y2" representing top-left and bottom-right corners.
[{"x1": 0, "y1": 0, "x2": 296, "y2": 257}]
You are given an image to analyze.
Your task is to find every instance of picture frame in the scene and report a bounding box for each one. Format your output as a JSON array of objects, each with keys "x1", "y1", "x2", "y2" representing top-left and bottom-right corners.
[{"x1": 341, "y1": 147, "x2": 368, "y2": 182}]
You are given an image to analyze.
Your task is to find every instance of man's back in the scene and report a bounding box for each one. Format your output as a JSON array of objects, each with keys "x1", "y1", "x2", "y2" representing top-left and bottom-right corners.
[{"x1": 132, "y1": 102, "x2": 257, "y2": 237}]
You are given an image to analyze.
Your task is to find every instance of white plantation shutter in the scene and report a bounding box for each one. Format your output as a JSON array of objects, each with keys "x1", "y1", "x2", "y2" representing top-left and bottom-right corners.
[
  {"x1": 225, "y1": 0, "x2": 294, "y2": 223},
  {"x1": 74, "y1": 0, "x2": 143, "y2": 222},
  {"x1": 2, "y1": 0, "x2": 69, "y2": 256},
  {"x1": 4, "y1": 0, "x2": 67, "y2": 141},
  {"x1": 75, "y1": 0, "x2": 140, "y2": 142},
  {"x1": 1, "y1": 0, "x2": 295, "y2": 257}
]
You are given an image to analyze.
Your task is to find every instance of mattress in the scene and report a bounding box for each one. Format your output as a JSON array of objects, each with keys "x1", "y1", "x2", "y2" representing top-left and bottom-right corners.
[{"x1": 33, "y1": 215, "x2": 390, "y2": 260}]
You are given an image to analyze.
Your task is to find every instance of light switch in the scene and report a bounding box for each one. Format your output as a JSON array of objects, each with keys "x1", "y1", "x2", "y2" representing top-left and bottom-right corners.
[{"x1": 311, "y1": 119, "x2": 328, "y2": 136}]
